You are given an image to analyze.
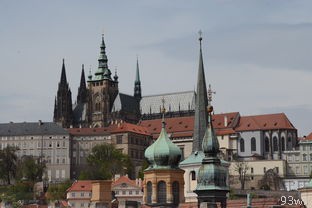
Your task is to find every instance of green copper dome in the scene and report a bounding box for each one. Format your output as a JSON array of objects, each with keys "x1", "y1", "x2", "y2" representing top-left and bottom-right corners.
[{"x1": 144, "y1": 120, "x2": 182, "y2": 170}]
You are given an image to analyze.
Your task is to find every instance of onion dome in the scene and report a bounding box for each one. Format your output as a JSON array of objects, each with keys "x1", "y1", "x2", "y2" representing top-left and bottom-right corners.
[
  {"x1": 144, "y1": 105, "x2": 182, "y2": 169},
  {"x1": 202, "y1": 105, "x2": 219, "y2": 157}
]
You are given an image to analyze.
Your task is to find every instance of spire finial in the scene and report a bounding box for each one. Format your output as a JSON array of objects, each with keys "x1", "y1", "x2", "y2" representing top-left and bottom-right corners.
[
  {"x1": 114, "y1": 67, "x2": 118, "y2": 81},
  {"x1": 161, "y1": 97, "x2": 166, "y2": 127},
  {"x1": 198, "y1": 30, "x2": 203, "y2": 45}
]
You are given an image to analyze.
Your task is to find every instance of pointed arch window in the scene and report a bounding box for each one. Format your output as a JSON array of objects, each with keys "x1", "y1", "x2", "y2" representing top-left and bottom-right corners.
[
  {"x1": 265, "y1": 137, "x2": 270, "y2": 152},
  {"x1": 172, "y1": 181, "x2": 179, "y2": 205},
  {"x1": 240, "y1": 138, "x2": 245, "y2": 152},
  {"x1": 281, "y1": 137, "x2": 285, "y2": 151},
  {"x1": 146, "y1": 181, "x2": 152, "y2": 204},
  {"x1": 273, "y1": 136, "x2": 278, "y2": 152},
  {"x1": 251, "y1": 137, "x2": 256, "y2": 151},
  {"x1": 157, "y1": 181, "x2": 166, "y2": 203}
]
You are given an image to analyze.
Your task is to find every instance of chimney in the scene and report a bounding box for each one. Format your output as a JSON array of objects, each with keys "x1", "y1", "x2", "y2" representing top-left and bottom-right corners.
[{"x1": 224, "y1": 116, "x2": 228, "y2": 127}]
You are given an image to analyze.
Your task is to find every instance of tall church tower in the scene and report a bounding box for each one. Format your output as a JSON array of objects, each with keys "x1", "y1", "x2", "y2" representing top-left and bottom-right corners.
[
  {"x1": 87, "y1": 35, "x2": 119, "y2": 127},
  {"x1": 134, "y1": 57, "x2": 142, "y2": 100},
  {"x1": 192, "y1": 32, "x2": 209, "y2": 153},
  {"x1": 53, "y1": 59, "x2": 73, "y2": 128}
]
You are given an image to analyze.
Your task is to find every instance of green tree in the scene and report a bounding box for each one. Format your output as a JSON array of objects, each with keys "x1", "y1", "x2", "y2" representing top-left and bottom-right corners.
[
  {"x1": 0, "y1": 146, "x2": 19, "y2": 184},
  {"x1": 46, "y1": 180, "x2": 72, "y2": 201},
  {"x1": 233, "y1": 160, "x2": 250, "y2": 190},
  {"x1": 138, "y1": 159, "x2": 149, "y2": 179},
  {"x1": 86, "y1": 143, "x2": 133, "y2": 179},
  {"x1": 20, "y1": 155, "x2": 46, "y2": 183}
]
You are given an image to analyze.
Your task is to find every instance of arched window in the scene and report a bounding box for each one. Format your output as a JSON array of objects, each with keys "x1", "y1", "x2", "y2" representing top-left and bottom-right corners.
[
  {"x1": 157, "y1": 181, "x2": 166, "y2": 203},
  {"x1": 240, "y1": 138, "x2": 245, "y2": 152},
  {"x1": 281, "y1": 137, "x2": 285, "y2": 151},
  {"x1": 146, "y1": 182, "x2": 152, "y2": 204},
  {"x1": 191, "y1": 171, "x2": 196, "y2": 180},
  {"x1": 172, "y1": 181, "x2": 179, "y2": 205},
  {"x1": 251, "y1": 137, "x2": 256, "y2": 151},
  {"x1": 265, "y1": 137, "x2": 270, "y2": 152},
  {"x1": 273, "y1": 136, "x2": 278, "y2": 152}
]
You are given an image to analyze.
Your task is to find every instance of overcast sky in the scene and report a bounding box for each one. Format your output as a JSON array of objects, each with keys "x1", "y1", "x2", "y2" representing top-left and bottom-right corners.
[{"x1": 1, "y1": 0, "x2": 312, "y2": 136}]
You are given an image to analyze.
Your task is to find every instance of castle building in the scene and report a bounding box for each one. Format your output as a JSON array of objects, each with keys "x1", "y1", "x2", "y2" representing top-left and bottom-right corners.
[
  {"x1": 53, "y1": 35, "x2": 195, "y2": 129},
  {"x1": 0, "y1": 121, "x2": 70, "y2": 182}
]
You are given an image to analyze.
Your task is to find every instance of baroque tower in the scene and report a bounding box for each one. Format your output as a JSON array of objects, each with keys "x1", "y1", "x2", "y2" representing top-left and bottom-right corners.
[
  {"x1": 143, "y1": 100, "x2": 185, "y2": 206},
  {"x1": 134, "y1": 57, "x2": 142, "y2": 100},
  {"x1": 53, "y1": 59, "x2": 73, "y2": 128},
  {"x1": 86, "y1": 35, "x2": 119, "y2": 127}
]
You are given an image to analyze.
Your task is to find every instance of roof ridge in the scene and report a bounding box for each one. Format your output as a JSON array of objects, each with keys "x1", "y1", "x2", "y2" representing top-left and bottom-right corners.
[
  {"x1": 142, "y1": 90, "x2": 195, "y2": 98},
  {"x1": 241, "y1": 112, "x2": 285, "y2": 118}
]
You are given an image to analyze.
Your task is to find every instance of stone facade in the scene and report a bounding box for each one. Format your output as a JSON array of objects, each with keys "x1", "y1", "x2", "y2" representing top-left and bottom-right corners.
[{"x1": 68, "y1": 122, "x2": 152, "y2": 179}]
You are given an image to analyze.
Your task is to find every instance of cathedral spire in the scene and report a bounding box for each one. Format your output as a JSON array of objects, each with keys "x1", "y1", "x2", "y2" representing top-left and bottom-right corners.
[
  {"x1": 77, "y1": 64, "x2": 87, "y2": 104},
  {"x1": 192, "y1": 31, "x2": 209, "y2": 153},
  {"x1": 134, "y1": 56, "x2": 142, "y2": 99},
  {"x1": 60, "y1": 59, "x2": 67, "y2": 85}
]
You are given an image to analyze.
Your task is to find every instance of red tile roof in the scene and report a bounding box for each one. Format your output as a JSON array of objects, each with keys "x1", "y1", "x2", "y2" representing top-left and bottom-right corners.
[
  {"x1": 139, "y1": 113, "x2": 239, "y2": 139},
  {"x1": 212, "y1": 112, "x2": 240, "y2": 129},
  {"x1": 67, "y1": 127, "x2": 110, "y2": 136},
  {"x1": 66, "y1": 180, "x2": 92, "y2": 192},
  {"x1": 139, "y1": 116, "x2": 194, "y2": 139},
  {"x1": 112, "y1": 175, "x2": 137, "y2": 187},
  {"x1": 304, "y1": 132, "x2": 312, "y2": 140},
  {"x1": 109, "y1": 122, "x2": 150, "y2": 136},
  {"x1": 68, "y1": 122, "x2": 150, "y2": 136},
  {"x1": 235, "y1": 113, "x2": 296, "y2": 131}
]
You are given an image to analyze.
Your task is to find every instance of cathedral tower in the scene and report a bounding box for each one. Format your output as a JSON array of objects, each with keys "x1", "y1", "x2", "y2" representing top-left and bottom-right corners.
[
  {"x1": 87, "y1": 35, "x2": 119, "y2": 127},
  {"x1": 53, "y1": 59, "x2": 73, "y2": 128}
]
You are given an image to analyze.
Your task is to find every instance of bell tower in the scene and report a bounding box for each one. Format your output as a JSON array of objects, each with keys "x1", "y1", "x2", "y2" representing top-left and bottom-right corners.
[{"x1": 87, "y1": 34, "x2": 119, "y2": 127}]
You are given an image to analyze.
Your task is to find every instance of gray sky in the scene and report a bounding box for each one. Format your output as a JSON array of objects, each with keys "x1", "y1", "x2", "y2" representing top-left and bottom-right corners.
[{"x1": 1, "y1": 0, "x2": 312, "y2": 136}]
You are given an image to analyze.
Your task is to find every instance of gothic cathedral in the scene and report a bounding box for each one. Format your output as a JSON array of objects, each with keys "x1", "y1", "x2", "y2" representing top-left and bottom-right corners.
[{"x1": 54, "y1": 35, "x2": 131, "y2": 128}]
